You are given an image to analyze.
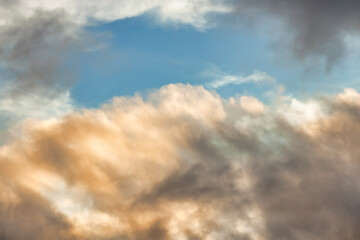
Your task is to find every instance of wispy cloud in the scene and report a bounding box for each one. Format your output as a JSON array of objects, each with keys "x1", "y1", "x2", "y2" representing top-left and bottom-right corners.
[{"x1": 203, "y1": 64, "x2": 275, "y2": 89}]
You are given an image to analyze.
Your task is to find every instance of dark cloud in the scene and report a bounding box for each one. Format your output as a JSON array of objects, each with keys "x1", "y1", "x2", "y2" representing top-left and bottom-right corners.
[
  {"x1": 0, "y1": 187, "x2": 78, "y2": 240},
  {"x1": 0, "y1": 0, "x2": 19, "y2": 7},
  {"x1": 0, "y1": 10, "x2": 81, "y2": 98},
  {"x1": 0, "y1": 6, "x2": 95, "y2": 129},
  {"x1": 250, "y1": 128, "x2": 360, "y2": 239},
  {"x1": 230, "y1": 0, "x2": 360, "y2": 69}
]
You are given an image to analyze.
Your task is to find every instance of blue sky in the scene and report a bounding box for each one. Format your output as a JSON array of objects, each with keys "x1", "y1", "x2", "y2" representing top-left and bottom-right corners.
[
  {"x1": 71, "y1": 15, "x2": 271, "y2": 107},
  {"x1": 1, "y1": 0, "x2": 360, "y2": 124},
  {"x1": 67, "y1": 14, "x2": 360, "y2": 108},
  {"x1": 71, "y1": 16, "x2": 278, "y2": 107}
]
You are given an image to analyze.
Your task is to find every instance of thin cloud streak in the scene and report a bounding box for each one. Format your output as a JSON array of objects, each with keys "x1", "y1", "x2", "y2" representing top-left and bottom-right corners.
[
  {"x1": 204, "y1": 65, "x2": 275, "y2": 89},
  {"x1": 208, "y1": 71, "x2": 275, "y2": 89}
]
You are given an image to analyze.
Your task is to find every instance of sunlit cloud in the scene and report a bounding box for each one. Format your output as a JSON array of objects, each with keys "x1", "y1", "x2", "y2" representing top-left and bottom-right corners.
[{"x1": 1, "y1": 84, "x2": 360, "y2": 239}]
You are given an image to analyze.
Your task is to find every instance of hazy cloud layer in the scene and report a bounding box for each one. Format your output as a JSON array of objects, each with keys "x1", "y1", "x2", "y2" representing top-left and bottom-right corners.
[{"x1": 1, "y1": 84, "x2": 360, "y2": 239}]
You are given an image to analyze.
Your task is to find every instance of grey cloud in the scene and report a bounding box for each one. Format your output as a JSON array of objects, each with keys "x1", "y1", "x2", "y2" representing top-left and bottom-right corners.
[
  {"x1": 0, "y1": 7, "x2": 89, "y2": 132},
  {"x1": 229, "y1": 0, "x2": 360, "y2": 69},
  {"x1": 0, "y1": 187, "x2": 78, "y2": 240},
  {"x1": 0, "y1": 10, "x2": 81, "y2": 98},
  {"x1": 0, "y1": 0, "x2": 19, "y2": 7}
]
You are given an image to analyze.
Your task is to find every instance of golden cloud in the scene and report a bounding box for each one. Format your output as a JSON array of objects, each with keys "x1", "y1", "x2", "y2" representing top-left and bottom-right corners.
[{"x1": 1, "y1": 84, "x2": 360, "y2": 239}]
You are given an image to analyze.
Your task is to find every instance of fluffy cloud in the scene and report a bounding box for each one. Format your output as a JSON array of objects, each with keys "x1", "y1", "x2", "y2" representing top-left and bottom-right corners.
[{"x1": 1, "y1": 84, "x2": 360, "y2": 239}]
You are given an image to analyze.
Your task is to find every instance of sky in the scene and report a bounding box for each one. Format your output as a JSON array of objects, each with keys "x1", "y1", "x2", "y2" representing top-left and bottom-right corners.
[{"x1": 1, "y1": 1, "x2": 360, "y2": 239}]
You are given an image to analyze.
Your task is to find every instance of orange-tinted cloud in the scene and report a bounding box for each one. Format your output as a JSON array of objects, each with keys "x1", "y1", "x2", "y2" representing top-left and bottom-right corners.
[{"x1": 1, "y1": 84, "x2": 360, "y2": 239}]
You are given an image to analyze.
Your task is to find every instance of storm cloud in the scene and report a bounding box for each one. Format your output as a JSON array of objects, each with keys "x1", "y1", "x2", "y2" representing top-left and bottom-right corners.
[{"x1": 1, "y1": 84, "x2": 360, "y2": 239}]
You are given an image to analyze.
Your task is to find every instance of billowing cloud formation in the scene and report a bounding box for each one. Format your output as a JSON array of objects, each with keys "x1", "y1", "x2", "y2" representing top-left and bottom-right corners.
[
  {"x1": 232, "y1": 0, "x2": 360, "y2": 69},
  {"x1": 1, "y1": 84, "x2": 360, "y2": 239}
]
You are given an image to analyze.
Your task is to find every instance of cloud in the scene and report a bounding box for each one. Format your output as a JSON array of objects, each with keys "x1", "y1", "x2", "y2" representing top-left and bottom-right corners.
[
  {"x1": 204, "y1": 65, "x2": 275, "y2": 89},
  {"x1": 0, "y1": 8, "x2": 84, "y2": 132},
  {"x1": 0, "y1": 10, "x2": 80, "y2": 94},
  {"x1": 1, "y1": 84, "x2": 360, "y2": 239},
  {"x1": 238, "y1": 96, "x2": 265, "y2": 115},
  {"x1": 0, "y1": 0, "x2": 231, "y2": 30},
  {"x1": 229, "y1": 0, "x2": 360, "y2": 69},
  {"x1": 0, "y1": 87, "x2": 73, "y2": 129}
]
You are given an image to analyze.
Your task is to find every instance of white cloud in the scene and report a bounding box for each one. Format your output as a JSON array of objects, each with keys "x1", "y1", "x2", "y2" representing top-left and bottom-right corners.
[
  {"x1": 239, "y1": 96, "x2": 265, "y2": 115},
  {"x1": 0, "y1": 0, "x2": 232, "y2": 30},
  {"x1": 0, "y1": 87, "x2": 74, "y2": 145},
  {"x1": 0, "y1": 86, "x2": 74, "y2": 132},
  {"x1": 337, "y1": 88, "x2": 360, "y2": 106},
  {"x1": 204, "y1": 65, "x2": 275, "y2": 89}
]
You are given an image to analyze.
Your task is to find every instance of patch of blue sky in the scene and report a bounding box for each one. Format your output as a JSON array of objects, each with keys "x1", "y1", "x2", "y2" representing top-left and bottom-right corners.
[
  {"x1": 68, "y1": 15, "x2": 275, "y2": 107},
  {"x1": 68, "y1": 14, "x2": 360, "y2": 108}
]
